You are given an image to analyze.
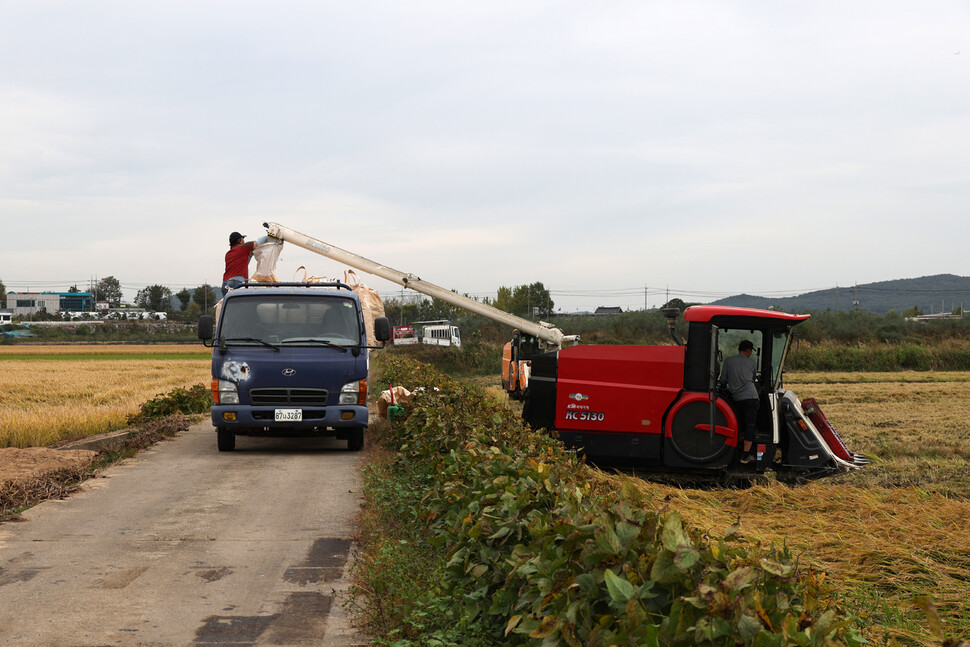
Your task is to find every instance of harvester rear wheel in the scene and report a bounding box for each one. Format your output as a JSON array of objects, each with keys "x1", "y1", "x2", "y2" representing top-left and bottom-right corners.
[{"x1": 667, "y1": 400, "x2": 732, "y2": 464}]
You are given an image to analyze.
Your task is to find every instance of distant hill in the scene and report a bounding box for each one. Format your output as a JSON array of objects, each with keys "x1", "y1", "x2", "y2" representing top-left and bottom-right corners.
[{"x1": 711, "y1": 274, "x2": 970, "y2": 315}]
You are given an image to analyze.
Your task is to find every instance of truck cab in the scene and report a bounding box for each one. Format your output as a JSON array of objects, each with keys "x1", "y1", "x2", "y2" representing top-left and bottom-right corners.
[{"x1": 198, "y1": 282, "x2": 390, "y2": 452}]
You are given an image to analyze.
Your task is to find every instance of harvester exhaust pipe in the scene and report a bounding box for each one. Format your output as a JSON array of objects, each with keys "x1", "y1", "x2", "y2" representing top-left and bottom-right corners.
[{"x1": 663, "y1": 308, "x2": 686, "y2": 346}]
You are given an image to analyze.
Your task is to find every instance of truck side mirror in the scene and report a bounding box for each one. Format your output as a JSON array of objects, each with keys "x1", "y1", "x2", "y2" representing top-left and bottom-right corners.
[
  {"x1": 198, "y1": 315, "x2": 214, "y2": 341},
  {"x1": 374, "y1": 316, "x2": 391, "y2": 343}
]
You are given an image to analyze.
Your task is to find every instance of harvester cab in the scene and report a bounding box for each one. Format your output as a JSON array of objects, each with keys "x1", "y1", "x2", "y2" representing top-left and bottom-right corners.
[{"x1": 668, "y1": 306, "x2": 868, "y2": 478}]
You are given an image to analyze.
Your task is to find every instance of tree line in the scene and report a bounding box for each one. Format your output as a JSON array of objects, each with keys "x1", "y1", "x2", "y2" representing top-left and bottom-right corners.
[
  {"x1": 87, "y1": 277, "x2": 221, "y2": 315},
  {"x1": 0, "y1": 276, "x2": 222, "y2": 322},
  {"x1": 9, "y1": 273, "x2": 966, "y2": 345}
]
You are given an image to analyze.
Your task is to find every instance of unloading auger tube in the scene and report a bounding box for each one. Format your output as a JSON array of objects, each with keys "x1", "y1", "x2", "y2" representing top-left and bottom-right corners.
[{"x1": 263, "y1": 222, "x2": 577, "y2": 351}]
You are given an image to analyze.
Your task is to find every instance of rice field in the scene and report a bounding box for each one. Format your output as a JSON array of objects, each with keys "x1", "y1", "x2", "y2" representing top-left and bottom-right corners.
[
  {"x1": 0, "y1": 345, "x2": 210, "y2": 448},
  {"x1": 603, "y1": 371, "x2": 970, "y2": 645}
]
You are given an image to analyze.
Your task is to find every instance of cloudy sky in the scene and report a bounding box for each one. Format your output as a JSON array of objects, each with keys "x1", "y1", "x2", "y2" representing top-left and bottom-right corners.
[{"x1": 2, "y1": 2, "x2": 968, "y2": 312}]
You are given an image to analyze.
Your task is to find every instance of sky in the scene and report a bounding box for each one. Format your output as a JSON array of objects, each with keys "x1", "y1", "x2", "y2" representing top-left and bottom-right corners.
[{"x1": 2, "y1": 2, "x2": 969, "y2": 313}]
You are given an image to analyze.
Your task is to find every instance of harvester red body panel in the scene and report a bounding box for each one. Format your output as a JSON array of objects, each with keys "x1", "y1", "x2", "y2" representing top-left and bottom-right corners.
[{"x1": 555, "y1": 345, "x2": 684, "y2": 435}]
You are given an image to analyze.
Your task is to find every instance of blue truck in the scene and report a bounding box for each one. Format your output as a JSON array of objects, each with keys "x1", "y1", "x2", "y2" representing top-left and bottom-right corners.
[{"x1": 198, "y1": 282, "x2": 390, "y2": 451}]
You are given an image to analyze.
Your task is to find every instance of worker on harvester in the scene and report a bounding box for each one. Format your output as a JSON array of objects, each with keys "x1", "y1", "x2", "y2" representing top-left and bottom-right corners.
[{"x1": 720, "y1": 340, "x2": 759, "y2": 464}]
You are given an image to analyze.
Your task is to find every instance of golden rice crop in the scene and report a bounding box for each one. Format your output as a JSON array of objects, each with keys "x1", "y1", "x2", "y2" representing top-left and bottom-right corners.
[
  {"x1": 0, "y1": 354, "x2": 209, "y2": 448},
  {"x1": 790, "y1": 372, "x2": 970, "y2": 497}
]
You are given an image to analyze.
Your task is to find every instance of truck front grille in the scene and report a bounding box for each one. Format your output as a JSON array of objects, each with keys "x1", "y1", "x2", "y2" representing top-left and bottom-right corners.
[{"x1": 249, "y1": 388, "x2": 329, "y2": 406}]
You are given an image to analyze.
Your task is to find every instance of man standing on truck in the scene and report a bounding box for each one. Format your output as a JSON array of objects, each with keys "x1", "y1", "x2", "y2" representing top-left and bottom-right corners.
[
  {"x1": 720, "y1": 339, "x2": 759, "y2": 464},
  {"x1": 222, "y1": 232, "x2": 268, "y2": 297}
]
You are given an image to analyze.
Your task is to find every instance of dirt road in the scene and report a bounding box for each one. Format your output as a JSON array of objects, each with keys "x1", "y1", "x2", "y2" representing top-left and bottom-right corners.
[{"x1": 0, "y1": 421, "x2": 367, "y2": 646}]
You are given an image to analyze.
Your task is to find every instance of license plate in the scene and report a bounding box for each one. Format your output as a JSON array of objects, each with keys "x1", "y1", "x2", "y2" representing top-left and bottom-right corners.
[{"x1": 275, "y1": 408, "x2": 303, "y2": 422}]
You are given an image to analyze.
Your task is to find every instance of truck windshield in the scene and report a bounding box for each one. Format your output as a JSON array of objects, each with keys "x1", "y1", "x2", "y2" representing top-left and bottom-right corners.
[{"x1": 219, "y1": 295, "x2": 361, "y2": 347}]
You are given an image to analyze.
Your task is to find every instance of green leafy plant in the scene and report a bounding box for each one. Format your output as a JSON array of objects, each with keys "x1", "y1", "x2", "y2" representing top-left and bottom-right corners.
[
  {"x1": 127, "y1": 383, "x2": 211, "y2": 424},
  {"x1": 356, "y1": 354, "x2": 869, "y2": 646}
]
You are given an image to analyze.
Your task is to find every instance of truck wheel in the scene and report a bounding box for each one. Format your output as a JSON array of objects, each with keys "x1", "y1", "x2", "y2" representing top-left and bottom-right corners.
[
  {"x1": 347, "y1": 427, "x2": 364, "y2": 452},
  {"x1": 217, "y1": 427, "x2": 235, "y2": 452}
]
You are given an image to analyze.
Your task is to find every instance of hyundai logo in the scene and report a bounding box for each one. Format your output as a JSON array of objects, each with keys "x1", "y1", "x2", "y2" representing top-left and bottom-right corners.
[{"x1": 282, "y1": 368, "x2": 296, "y2": 376}]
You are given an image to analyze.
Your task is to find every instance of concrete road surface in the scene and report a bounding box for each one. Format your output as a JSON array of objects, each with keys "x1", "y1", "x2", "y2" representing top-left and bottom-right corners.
[{"x1": 0, "y1": 421, "x2": 368, "y2": 646}]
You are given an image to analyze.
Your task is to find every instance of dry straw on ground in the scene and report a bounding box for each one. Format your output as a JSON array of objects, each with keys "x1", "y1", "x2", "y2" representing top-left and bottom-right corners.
[
  {"x1": 609, "y1": 476, "x2": 969, "y2": 639},
  {"x1": 0, "y1": 447, "x2": 97, "y2": 483},
  {"x1": 602, "y1": 371, "x2": 970, "y2": 643}
]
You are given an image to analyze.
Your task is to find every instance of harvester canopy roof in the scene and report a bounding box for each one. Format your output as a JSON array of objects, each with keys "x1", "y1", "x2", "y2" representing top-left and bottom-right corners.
[{"x1": 683, "y1": 305, "x2": 811, "y2": 324}]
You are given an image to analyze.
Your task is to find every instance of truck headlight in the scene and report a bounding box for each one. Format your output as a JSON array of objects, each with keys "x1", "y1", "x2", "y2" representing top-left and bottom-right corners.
[
  {"x1": 212, "y1": 379, "x2": 239, "y2": 405},
  {"x1": 339, "y1": 379, "x2": 367, "y2": 405}
]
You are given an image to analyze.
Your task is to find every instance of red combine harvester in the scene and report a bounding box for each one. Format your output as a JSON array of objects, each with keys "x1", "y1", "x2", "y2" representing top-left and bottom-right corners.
[
  {"x1": 262, "y1": 223, "x2": 867, "y2": 481},
  {"x1": 522, "y1": 306, "x2": 868, "y2": 479}
]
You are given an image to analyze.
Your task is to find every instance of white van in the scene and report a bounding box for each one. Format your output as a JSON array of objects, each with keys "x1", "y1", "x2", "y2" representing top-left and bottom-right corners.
[{"x1": 420, "y1": 323, "x2": 461, "y2": 348}]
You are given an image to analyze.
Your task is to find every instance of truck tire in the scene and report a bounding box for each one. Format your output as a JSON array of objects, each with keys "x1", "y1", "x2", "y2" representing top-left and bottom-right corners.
[
  {"x1": 217, "y1": 427, "x2": 236, "y2": 452},
  {"x1": 347, "y1": 426, "x2": 364, "y2": 452}
]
